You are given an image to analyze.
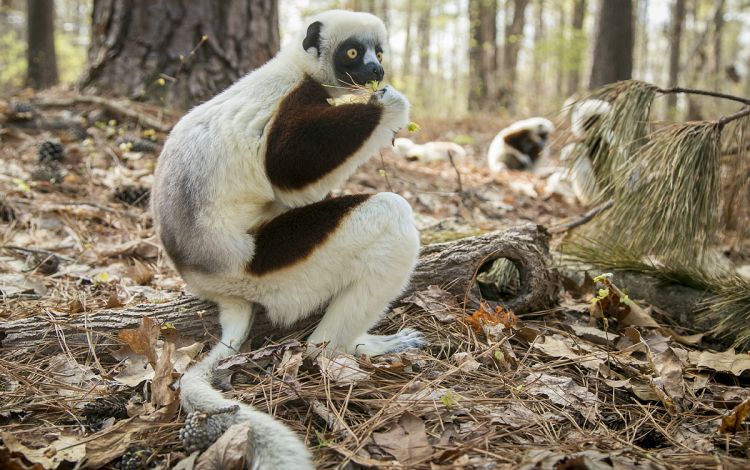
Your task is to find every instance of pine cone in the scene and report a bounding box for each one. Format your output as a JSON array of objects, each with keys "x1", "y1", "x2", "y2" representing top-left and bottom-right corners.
[
  {"x1": 179, "y1": 406, "x2": 239, "y2": 453},
  {"x1": 113, "y1": 185, "x2": 150, "y2": 208},
  {"x1": 116, "y1": 136, "x2": 157, "y2": 153},
  {"x1": 38, "y1": 140, "x2": 65, "y2": 163},
  {"x1": 115, "y1": 445, "x2": 153, "y2": 470},
  {"x1": 0, "y1": 198, "x2": 15, "y2": 222},
  {"x1": 9, "y1": 101, "x2": 35, "y2": 121},
  {"x1": 82, "y1": 396, "x2": 129, "y2": 431},
  {"x1": 31, "y1": 162, "x2": 64, "y2": 184}
]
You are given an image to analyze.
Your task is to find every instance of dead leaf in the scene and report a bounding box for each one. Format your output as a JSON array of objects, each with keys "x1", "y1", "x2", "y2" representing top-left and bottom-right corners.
[
  {"x1": 46, "y1": 353, "x2": 106, "y2": 397},
  {"x1": 523, "y1": 372, "x2": 597, "y2": 408},
  {"x1": 194, "y1": 422, "x2": 251, "y2": 470},
  {"x1": 83, "y1": 419, "x2": 151, "y2": 468},
  {"x1": 720, "y1": 399, "x2": 750, "y2": 433},
  {"x1": 372, "y1": 412, "x2": 432, "y2": 465},
  {"x1": 152, "y1": 327, "x2": 177, "y2": 408},
  {"x1": 402, "y1": 285, "x2": 458, "y2": 322},
  {"x1": 465, "y1": 301, "x2": 518, "y2": 334},
  {"x1": 0, "y1": 447, "x2": 44, "y2": 470},
  {"x1": 689, "y1": 349, "x2": 750, "y2": 376},
  {"x1": 318, "y1": 353, "x2": 370, "y2": 386},
  {"x1": 173, "y1": 452, "x2": 199, "y2": 470},
  {"x1": 0, "y1": 433, "x2": 85, "y2": 470},
  {"x1": 118, "y1": 316, "x2": 159, "y2": 366},
  {"x1": 531, "y1": 335, "x2": 606, "y2": 370},
  {"x1": 451, "y1": 352, "x2": 481, "y2": 371}
]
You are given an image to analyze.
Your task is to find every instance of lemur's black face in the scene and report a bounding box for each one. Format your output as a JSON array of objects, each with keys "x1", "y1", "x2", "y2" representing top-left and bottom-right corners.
[{"x1": 333, "y1": 38, "x2": 384, "y2": 86}]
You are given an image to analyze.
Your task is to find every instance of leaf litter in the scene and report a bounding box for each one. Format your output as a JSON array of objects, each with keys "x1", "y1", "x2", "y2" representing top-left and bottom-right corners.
[{"x1": 1, "y1": 95, "x2": 750, "y2": 469}]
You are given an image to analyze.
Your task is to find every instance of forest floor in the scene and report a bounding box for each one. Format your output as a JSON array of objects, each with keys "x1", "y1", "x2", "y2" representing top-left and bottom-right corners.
[{"x1": 1, "y1": 90, "x2": 749, "y2": 470}]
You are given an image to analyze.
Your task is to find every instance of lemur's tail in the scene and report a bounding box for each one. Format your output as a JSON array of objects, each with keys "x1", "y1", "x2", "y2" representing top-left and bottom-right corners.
[{"x1": 179, "y1": 338, "x2": 315, "y2": 469}]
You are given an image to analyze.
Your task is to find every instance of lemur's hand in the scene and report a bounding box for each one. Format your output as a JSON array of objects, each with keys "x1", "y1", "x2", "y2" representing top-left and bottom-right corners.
[{"x1": 370, "y1": 85, "x2": 410, "y2": 133}]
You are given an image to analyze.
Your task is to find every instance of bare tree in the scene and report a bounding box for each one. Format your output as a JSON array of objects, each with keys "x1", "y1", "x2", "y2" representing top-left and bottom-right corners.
[
  {"x1": 501, "y1": 0, "x2": 530, "y2": 108},
  {"x1": 566, "y1": 0, "x2": 586, "y2": 96},
  {"x1": 666, "y1": 0, "x2": 686, "y2": 109},
  {"x1": 468, "y1": 0, "x2": 498, "y2": 111},
  {"x1": 588, "y1": 0, "x2": 634, "y2": 89},
  {"x1": 79, "y1": 0, "x2": 279, "y2": 110},
  {"x1": 415, "y1": 1, "x2": 431, "y2": 110},
  {"x1": 531, "y1": 0, "x2": 545, "y2": 110},
  {"x1": 26, "y1": 0, "x2": 59, "y2": 89}
]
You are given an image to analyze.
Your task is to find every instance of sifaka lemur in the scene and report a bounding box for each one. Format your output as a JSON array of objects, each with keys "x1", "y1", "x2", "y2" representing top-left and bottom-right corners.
[{"x1": 151, "y1": 10, "x2": 423, "y2": 469}]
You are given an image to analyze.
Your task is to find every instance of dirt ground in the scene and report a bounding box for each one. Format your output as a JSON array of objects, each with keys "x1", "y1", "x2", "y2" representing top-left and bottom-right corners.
[{"x1": 1, "y1": 92, "x2": 749, "y2": 470}]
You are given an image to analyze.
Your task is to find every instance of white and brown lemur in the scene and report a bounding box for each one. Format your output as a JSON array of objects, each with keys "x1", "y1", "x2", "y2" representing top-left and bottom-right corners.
[
  {"x1": 151, "y1": 10, "x2": 423, "y2": 469},
  {"x1": 487, "y1": 117, "x2": 556, "y2": 173}
]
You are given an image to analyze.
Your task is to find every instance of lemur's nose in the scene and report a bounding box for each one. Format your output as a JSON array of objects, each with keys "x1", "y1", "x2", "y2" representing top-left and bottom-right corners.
[{"x1": 370, "y1": 63, "x2": 384, "y2": 81}]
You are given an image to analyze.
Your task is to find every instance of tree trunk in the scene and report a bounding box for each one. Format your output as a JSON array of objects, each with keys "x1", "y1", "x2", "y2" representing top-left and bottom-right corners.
[
  {"x1": 531, "y1": 0, "x2": 545, "y2": 111},
  {"x1": 79, "y1": 0, "x2": 279, "y2": 110},
  {"x1": 666, "y1": 0, "x2": 686, "y2": 110},
  {"x1": 401, "y1": 0, "x2": 413, "y2": 83},
  {"x1": 712, "y1": 0, "x2": 724, "y2": 89},
  {"x1": 468, "y1": 0, "x2": 498, "y2": 111},
  {"x1": 565, "y1": 0, "x2": 586, "y2": 97},
  {"x1": 416, "y1": 1, "x2": 431, "y2": 111},
  {"x1": 26, "y1": 0, "x2": 59, "y2": 89},
  {"x1": 501, "y1": 0, "x2": 529, "y2": 109},
  {"x1": 588, "y1": 0, "x2": 634, "y2": 90}
]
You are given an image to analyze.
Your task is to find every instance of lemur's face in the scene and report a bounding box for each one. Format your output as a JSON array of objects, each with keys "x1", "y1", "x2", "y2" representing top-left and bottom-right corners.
[
  {"x1": 299, "y1": 11, "x2": 389, "y2": 89},
  {"x1": 537, "y1": 125, "x2": 550, "y2": 142},
  {"x1": 332, "y1": 37, "x2": 384, "y2": 86}
]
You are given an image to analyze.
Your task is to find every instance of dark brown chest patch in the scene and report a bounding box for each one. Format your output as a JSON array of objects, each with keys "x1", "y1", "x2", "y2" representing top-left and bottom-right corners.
[
  {"x1": 247, "y1": 194, "x2": 371, "y2": 276},
  {"x1": 504, "y1": 128, "x2": 543, "y2": 162},
  {"x1": 265, "y1": 76, "x2": 383, "y2": 190}
]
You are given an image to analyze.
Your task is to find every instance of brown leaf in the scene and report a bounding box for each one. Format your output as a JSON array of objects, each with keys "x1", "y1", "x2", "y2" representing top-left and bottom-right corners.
[
  {"x1": 0, "y1": 433, "x2": 85, "y2": 470},
  {"x1": 152, "y1": 326, "x2": 178, "y2": 408},
  {"x1": 372, "y1": 412, "x2": 432, "y2": 465},
  {"x1": 127, "y1": 259, "x2": 154, "y2": 285},
  {"x1": 118, "y1": 316, "x2": 159, "y2": 366},
  {"x1": 720, "y1": 399, "x2": 750, "y2": 433},
  {"x1": 0, "y1": 447, "x2": 44, "y2": 470},
  {"x1": 194, "y1": 422, "x2": 251, "y2": 470},
  {"x1": 83, "y1": 419, "x2": 150, "y2": 468},
  {"x1": 402, "y1": 285, "x2": 458, "y2": 322},
  {"x1": 465, "y1": 301, "x2": 518, "y2": 334},
  {"x1": 689, "y1": 349, "x2": 750, "y2": 376}
]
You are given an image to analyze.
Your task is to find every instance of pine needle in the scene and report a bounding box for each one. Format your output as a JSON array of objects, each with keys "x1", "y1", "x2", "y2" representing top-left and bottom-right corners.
[{"x1": 595, "y1": 122, "x2": 722, "y2": 264}]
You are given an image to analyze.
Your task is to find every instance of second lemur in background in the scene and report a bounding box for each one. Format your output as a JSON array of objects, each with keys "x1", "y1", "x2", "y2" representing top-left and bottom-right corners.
[{"x1": 487, "y1": 117, "x2": 555, "y2": 173}]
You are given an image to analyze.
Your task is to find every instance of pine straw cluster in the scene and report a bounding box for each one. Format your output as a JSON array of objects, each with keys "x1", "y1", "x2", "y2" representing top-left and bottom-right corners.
[{"x1": 3, "y1": 298, "x2": 750, "y2": 469}]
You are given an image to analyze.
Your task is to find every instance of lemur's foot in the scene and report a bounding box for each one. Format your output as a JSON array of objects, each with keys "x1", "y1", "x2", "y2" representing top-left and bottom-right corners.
[{"x1": 352, "y1": 329, "x2": 425, "y2": 356}]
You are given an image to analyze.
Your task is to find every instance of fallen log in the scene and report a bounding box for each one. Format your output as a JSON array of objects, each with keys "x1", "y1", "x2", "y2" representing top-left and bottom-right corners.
[{"x1": 0, "y1": 224, "x2": 557, "y2": 350}]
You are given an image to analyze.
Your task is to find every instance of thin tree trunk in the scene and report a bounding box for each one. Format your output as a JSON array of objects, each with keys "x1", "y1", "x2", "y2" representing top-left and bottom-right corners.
[
  {"x1": 712, "y1": 0, "x2": 724, "y2": 89},
  {"x1": 666, "y1": 0, "x2": 686, "y2": 110},
  {"x1": 588, "y1": 0, "x2": 634, "y2": 89},
  {"x1": 531, "y1": 0, "x2": 545, "y2": 111},
  {"x1": 501, "y1": 0, "x2": 529, "y2": 109},
  {"x1": 401, "y1": 0, "x2": 413, "y2": 83},
  {"x1": 416, "y1": 1, "x2": 431, "y2": 112},
  {"x1": 565, "y1": 0, "x2": 586, "y2": 97},
  {"x1": 26, "y1": 0, "x2": 59, "y2": 89},
  {"x1": 468, "y1": 0, "x2": 498, "y2": 111},
  {"x1": 79, "y1": 0, "x2": 279, "y2": 110}
]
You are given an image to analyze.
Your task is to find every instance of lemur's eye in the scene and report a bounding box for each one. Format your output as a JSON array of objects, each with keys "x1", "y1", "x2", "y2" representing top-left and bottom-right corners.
[
  {"x1": 346, "y1": 48, "x2": 358, "y2": 59},
  {"x1": 376, "y1": 51, "x2": 383, "y2": 62}
]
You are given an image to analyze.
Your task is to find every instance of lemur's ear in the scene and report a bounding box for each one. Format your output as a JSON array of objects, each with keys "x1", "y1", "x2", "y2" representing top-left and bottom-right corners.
[{"x1": 303, "y1": 21, "x2": 323, "y2": 56}]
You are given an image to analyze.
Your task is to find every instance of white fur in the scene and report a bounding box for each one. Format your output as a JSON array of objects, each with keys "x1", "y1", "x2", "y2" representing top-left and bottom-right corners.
[
  {"x1": 151, "y1": 10, "x2": 421, "y2": 469},
  {"x1": 394, "y1": 138, "x2": 467, "y2": 164},
  {"x1": 487, "y1": 117, "x2": 555, "y2": 174},
  {"x1": 559, "y1": 143, "x2": 598, "y2": 205},
  {"x1": 570, "y1": 99, "x2": 611, "y2": 139}
]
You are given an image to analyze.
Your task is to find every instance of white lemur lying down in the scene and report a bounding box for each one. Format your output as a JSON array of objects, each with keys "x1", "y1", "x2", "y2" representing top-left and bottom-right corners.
[
  {"x1": 487, "y1": 117, "x2": 555, "y2": 173},
  {"x1": 394, "y1": 137, "x2": 467, "y2": 164},
  {"x1": 151, "y1": 10, "x2": 423, "y2": 469}
]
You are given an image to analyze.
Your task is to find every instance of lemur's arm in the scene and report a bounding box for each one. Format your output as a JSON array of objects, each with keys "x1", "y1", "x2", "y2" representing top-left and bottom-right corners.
[{"x1": 265, "y1": 76, "x2": 408, "y2": 200}]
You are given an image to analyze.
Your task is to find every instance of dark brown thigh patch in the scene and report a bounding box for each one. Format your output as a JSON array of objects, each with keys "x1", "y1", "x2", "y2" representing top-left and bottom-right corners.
[
  {"x1": 504, "y1": 128, "x2": 543, "y2": 162},
  {"x1": 247, "y1": 194, "x2": 371, "y2": 276}
]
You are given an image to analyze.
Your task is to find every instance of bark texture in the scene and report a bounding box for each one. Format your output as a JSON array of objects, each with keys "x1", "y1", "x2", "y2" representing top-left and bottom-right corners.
[
  {"x1": 501, "y1": 0, "x2": 529, "y2": 109},
  {"x1": 468, "y1": 0, "x2": 498, "y2": 111},
  {"x1": 1, "y1": 225, "x2": 558, "y2": 350},
  {"x1": 566, "y1": 0, "x2": 586, "y2": 97},
  {"x1": 666, "y1": 0, "x2": 686, "y2": 109},
  {"x1": 26, "y1": 0, "x2": 59, "y2": 89},
  {"x1": 79, "y1": 0, "x2": 279, "y2": 110},
  {"x1": 588, "y1": 0, "x2": 634, "y2": 89}
]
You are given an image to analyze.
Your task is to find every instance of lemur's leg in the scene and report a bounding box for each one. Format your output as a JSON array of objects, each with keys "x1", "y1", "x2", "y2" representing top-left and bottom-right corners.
[
  {"x1": 247, "y1": 192, "x2": 422, "y2": 355},
  {"x1": 180, "y1": 298, "x2": 255, "y2": 413}
]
